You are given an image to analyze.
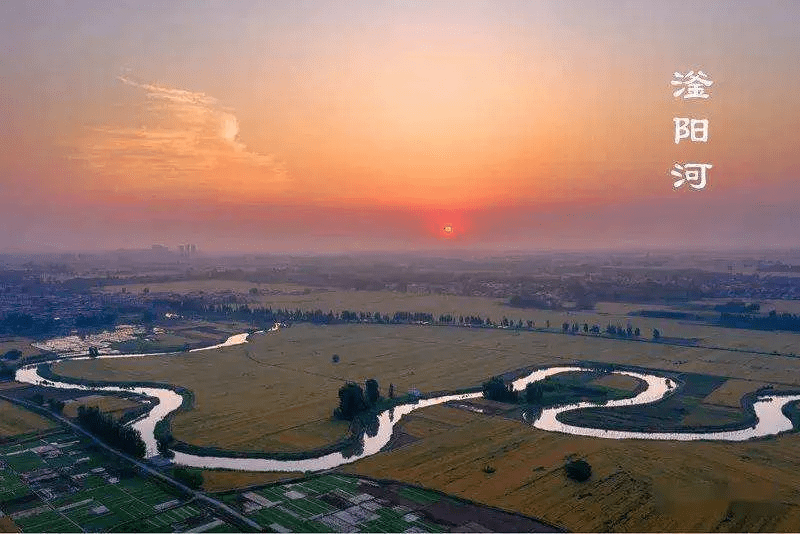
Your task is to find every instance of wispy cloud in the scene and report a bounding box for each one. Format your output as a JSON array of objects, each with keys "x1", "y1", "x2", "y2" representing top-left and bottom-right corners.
[{"x1": 76, "y1": 75, "x2": 285, "y2": 185}]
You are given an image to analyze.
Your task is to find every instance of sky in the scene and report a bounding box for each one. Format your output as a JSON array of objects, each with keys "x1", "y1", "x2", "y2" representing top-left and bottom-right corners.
[{"x1": 1, "y1": 1, "x2": 799, "y2": 252}]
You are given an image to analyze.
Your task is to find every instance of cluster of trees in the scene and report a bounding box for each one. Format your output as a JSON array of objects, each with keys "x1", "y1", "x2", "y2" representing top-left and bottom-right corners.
[
  {"x1": 0, "y1": 312, "x2": 57, "y2": 336},
  {"x1": 482, "y1": 376, "x2": 519, "y2": 403},
  {"x1": 76, "y1": 405, "x2": 146, "y2": 459},
  {"x1": 28, "y1": 393, "x2": 64, "y2": 413},
  {"x1": 0, "y1": 360, "x2": 16, "y2": 380},
  {"x1": 334, "y1": 379, "x2": 382, "y2": 421},
  {"x1": 719, "y1": 310, "x2": 800, "y2": 332}
]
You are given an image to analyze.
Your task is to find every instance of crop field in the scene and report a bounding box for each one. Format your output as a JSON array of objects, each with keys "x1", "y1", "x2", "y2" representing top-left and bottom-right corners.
[
  {"x1": 218, "y1": 473, "x2": 558, "y2": 532},
  {"x1": 51, "y1": 321, "x2": 800, "y2": 456},
  {"x1": 0, "y1": 428, "x2": 237, "y2": 533},
  {"x1": 0, "y1": 399, "x2": 55, "y2": 437},
  {"x1": 61, "y1": 395, "x2": 142, "y2": 419},
  {"x1": 342, "y1": 404, "x2": 800, "y2": 532},
  {"x1": 98, "y1": 281, "x2": 800, "y2": 355},
  {"x1": 1, "y1": 338, "x2": 46, "y2": 360}
]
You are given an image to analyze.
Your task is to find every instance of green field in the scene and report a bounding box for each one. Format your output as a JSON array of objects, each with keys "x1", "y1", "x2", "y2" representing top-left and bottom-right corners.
[
  {"x1": 0, "y1": 428, "x2": 237, "y2": 533},
  {"x1": 219, "y1": 474, "x2": 543, "y2": 532}
]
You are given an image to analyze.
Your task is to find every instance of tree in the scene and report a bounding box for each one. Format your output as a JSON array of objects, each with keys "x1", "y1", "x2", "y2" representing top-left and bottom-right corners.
[
  {"x1": 88, "y1": 346, "x2": 99, "y2": 358},
  {"x1": 565, "y1": 459, "x2": 591, "y2": 482},
  {"x1": 388, "y1": 383, "x2": 395, "y2": 399},
  {"x1": 525, "y1": 383, "x2": 543, "y2": 403},
  {"x1": 634, "y1": 327, "x2": 641, "y2": 337},
  {"x1": 652, "y1": 328, "x2": 661, "y2": 340},
  {"x1": 562, "y1": 322, "x2": 569, "y2": 333},
  {"x1": 331, "y1": 354, "x2": 340, "y2": 363},
  {"x1": 365, "y1": 378, "x2": 380, "y2": 406},
  {"x1": 31, "y1": 393, "x2": 44, "y2": 406},
  {"x1": 334, "y1": 382, "x2": 368, "y2": 420}
]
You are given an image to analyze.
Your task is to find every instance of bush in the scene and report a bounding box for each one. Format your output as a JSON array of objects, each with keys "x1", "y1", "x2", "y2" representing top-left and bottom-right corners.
[{"x1": 565, "y1": 459, "x2": 592, "y2": 482}]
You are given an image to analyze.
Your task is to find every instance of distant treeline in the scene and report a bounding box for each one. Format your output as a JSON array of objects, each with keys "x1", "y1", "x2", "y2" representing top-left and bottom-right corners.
[
  {"x1": 0, "y1": 311, "x2": 116, "y2": 336},
  {"x1": 719, "y1": 310, "x2": 800, "y2": 332},
  {"x1": 76, "y1": 405, "x2": 146, "y2": 459},
  {"x1": 0, "y1": 312, "x2": 57, "y2": 336}
]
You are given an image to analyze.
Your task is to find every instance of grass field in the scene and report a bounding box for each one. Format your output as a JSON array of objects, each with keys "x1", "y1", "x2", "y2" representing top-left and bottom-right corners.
[
  {"x1": 343, "y1": 403, "x2": 800, "y2": 532},
  {"x1": 0, "y1": 399, "x2": 54, "y2": 437},
  {"x1": 52, "y1": 321, "x2": 800, "y2": 455}
]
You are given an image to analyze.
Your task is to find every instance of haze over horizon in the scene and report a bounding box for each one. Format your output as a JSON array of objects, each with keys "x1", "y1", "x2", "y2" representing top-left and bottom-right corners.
[{"x1": 2, "y1": 1, "x2": 799, "y2": 253}]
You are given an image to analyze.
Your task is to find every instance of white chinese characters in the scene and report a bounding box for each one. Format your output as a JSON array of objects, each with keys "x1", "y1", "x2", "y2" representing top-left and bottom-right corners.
[
  {"x1": 670, "y1": 69, "x2": 713, "y2": 190},
  {"x1": 674, "y1": 118, "x2": 708, "y2": 144},
  {"x1": 671, "y1": 70, "x2": 713, "y2": 99},
  {"x1": 671, "y1": 163, "x2": 712, "y2": 190}
]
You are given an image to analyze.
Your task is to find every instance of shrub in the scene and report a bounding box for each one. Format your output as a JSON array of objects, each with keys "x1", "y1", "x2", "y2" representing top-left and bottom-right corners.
[{"x1": 565, "y1": 459, "x2": 592, "y2": 482}]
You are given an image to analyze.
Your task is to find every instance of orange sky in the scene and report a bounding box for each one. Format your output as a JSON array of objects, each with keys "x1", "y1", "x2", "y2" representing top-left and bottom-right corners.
[{"x1": 1, "y1": 1, "x2": 799, "y2": 251}]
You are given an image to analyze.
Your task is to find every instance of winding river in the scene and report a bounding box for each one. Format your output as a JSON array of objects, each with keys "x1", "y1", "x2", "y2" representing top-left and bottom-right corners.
[{"x1": 15, "y1": 331, "x2": 800, "y2": 472}]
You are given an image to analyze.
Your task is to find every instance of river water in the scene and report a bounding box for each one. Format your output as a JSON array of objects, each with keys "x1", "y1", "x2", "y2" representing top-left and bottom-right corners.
[{"x1": 15, "y1": 332, "x2": 800, "y2": 471}]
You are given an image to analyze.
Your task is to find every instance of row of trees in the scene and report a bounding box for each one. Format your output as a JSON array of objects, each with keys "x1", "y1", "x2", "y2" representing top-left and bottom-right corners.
[
  {"x1": 164, "y1": 299, "x2": 666, "y2": 340},
  {"x1": 561, "y1": 321, "x2": 654, "y2": 339},
  {"x1": 76, "y1": 405, "x2": 146, "y2": 459}
]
